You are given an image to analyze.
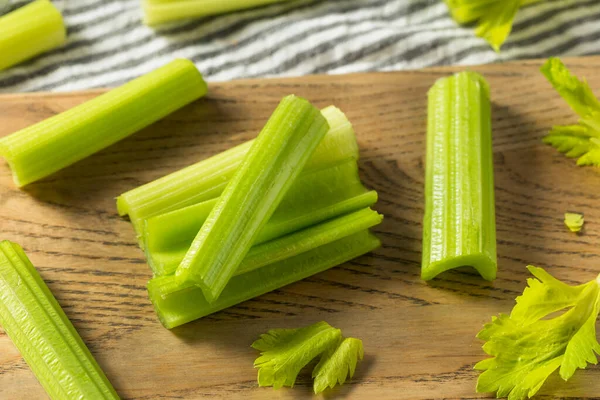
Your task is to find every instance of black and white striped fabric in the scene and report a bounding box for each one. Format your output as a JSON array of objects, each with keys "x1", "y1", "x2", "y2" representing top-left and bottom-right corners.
[{"x1": 0, "y1": 0, "x2": 598, "y2": 93}]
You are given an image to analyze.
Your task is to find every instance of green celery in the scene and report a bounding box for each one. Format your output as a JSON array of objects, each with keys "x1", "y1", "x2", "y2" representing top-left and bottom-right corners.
[
  {"x1": 117, "y1": 105, "x2": 359, "y2": 240},
  {"x1": 143, "y1": 0, "x2": 293, "y2": 26},
  {"x1": 422, "y1": 71, "x2": 497, "y2": 281},
  {"x1": 0, "y1": 59, "x2": 207, "y2": 187},
  {"x1": 0, "y1": 0, "x2": 66, "y2": 71},
  {"x1": 173, "y1": 95, "x2": 329, "y2": 303},
  {"x1": 0, "y1": 241, "x2": 118, "y2": 399},
  {"x1": 143, "y1": 159, "x2": 376, "y2": 276},
  {"x1": 149, "y1": 229, "x2": 381, "y2": 329},
  {"x1": 150, "y1": 208, "x2": 383, "y2": 298}
]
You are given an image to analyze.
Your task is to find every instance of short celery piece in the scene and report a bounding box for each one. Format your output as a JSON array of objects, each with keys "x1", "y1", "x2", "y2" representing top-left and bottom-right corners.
[
  {"x1": 0, "y1": 0, "x2": 66, "y2": 71},
  {"x1": 0, "y1": 241, "x2": 119, "y2": 399},
  {"x1": 143, "y1": 0, "x2": 293, "y2": 26},
  {"x1": 117, "y1": 105, "x2": 358, "y2": 240},
  {"x1": 564, "y1": 212, "x2": 584, "y2": 233},
  {"x1": 0, "y1": 59, "x2": 207, "y2": 187},
  {"x1": 150, "y1": 208, "x2": 383, "y2": 298},
  {"x1": 143, "y1": 159, "x2": 376, "y2": 276},
  {"x1": 422, "y1": 71, "x2": 497, "y2": 281},
  {"x1": 149, "y1": 230, "x2": 381, "y2": 329},
  {"x1": 173, "y1": 95, "x2": 329, "y2": 303}
]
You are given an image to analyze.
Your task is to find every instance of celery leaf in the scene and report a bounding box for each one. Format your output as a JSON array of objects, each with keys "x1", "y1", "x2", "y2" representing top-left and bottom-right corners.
[
  {"x1": 564, "y1": 213, "x2": 584, "y2": 233},
  {"x1": 312, "y1": 338, "x2": 364, "y2": 394},
  {"x1": 475, "y1": 267, "x2": 600, "y2": 400}
]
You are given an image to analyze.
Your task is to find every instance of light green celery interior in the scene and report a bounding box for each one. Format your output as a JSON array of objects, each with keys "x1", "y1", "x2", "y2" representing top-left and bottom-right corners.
[
  {"x1": 0, "y1": 241, "x2": 118, "y2": 399},
  {"x1": 117, "y1": 105, "x2": 359, "y2": 240},
  {"x1": 149, "y1": 230, "x2": 381, "y2": 329},
  {"x1": 422, "y1": 71, "x2": 497, "y2": 281},
  {"x1": 150, "y1": 208, "x2": 383, "y2": 298},
  {"x1": 143, "y1": 159, "x2": 376, "y2": 276},
  {"x1": 0, "y1": 59, "x2": 207, "y2": 187},
  {"x1": 143, "y1": 0, "x2": 293, "y2": 26},
  {"x1": 175, "y1": 95, "x2": 329, "y2": 303},
  {"x1": 0, "y1": 0, "x2": 66, "y2": 71}
]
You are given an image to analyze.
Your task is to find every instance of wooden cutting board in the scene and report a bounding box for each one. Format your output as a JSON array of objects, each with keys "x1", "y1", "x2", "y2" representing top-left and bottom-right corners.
[{"x1": 1, "y1": 56, "x2": 600, "y2": 400}]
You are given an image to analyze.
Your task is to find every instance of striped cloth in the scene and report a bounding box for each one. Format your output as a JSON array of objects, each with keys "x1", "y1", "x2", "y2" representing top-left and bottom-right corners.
[{"x1": 0, "y1": 0, "x2": 598, "y2": 93}]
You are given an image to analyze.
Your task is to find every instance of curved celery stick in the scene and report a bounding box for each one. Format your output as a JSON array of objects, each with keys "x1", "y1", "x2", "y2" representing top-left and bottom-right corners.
[
  {"x1": 0, "y1": 241, "x2": 118, "y2": 399},
  {"x1": 174, "y1": 95, "x2": 329, "y2": 303},
  {"x1": 143, "y1": 159, "x2": 376, "y2": 276},
  {"x1": 150, "y1": 208, "x2": 383, "y2": 297},
  {"x1": 0, "y1": 59, "x2": 207, "y2": 187},
  {"x1": 116, "y1": 105, "x2": 359, "y2": 239},
  {"x1": 0, "y1": 0, "x2": 66, "y2": 71},
  {"x1": 143, "y1": 0, "x2": 293, "y2": 26},
  {"x1": 422, "y1": 71, "x2": 497, "y2": 281},
  {"x1": 149, "y1": 229, "x2": 381, "y2": 329}
]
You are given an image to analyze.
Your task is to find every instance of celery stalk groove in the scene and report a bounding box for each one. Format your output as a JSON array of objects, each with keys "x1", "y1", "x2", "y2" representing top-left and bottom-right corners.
[
  {"x1": 174, "y1": 95, "x2": 329, "y2": 303},
  {"x1": 422, "y1": 72, "x2": 497, "y2": 281},
  {"x1": 0, "y1": 0, "x2": 66, "y2": 71},
  {"x1": 0, "y1": 241, "x2": 119, "y2": 399},
  {"x1": 0, "y1": 59, "x2": 207, "y2": 187}
]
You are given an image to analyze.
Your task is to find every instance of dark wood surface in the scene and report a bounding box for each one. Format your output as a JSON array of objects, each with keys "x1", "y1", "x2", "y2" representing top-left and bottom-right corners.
[{"x1": 1, "y1": 57, "x2": 600, "y2": 399}]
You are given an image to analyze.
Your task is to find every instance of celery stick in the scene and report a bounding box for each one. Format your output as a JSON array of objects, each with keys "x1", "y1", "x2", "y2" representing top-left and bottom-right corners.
[
  {"x1": 117, "y1": 106, "x2": 358, "y2": 240},
  {"x1": 175, "y1": 95, "x2": 329, "y2": 303},
  {"x1": 151, "y1": 208, "x2": 383, "y2": 297},
  {"x1": 0, "y1": 0, "x2": 66, "y2": 71},
  {"x1": 0, "y1": 241, "x2": 118, "y2": 399},
  {"x1": 143, "y1": 159, "x2": 376, "y2": 276},
  {"x1": 143, "y1": 0, "x2": 293, "y2": 26},
  {"x1": 149, "y1": 230, "x2": 381, "y2": 329},
  {"x1": 422, "y1": 71, "x2": 497, "y2": 281},
  {"x1": 0, "y1": 59, "x2": 207, "y2": 187}
]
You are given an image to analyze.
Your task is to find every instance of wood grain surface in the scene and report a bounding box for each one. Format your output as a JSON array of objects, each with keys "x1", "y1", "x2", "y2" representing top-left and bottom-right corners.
[{"x1": 1, "y1": 57, "x2": 600, "y2": 399}]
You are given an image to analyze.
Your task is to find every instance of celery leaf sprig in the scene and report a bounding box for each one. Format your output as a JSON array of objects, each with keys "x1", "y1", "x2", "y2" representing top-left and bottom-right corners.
[
  {"x1": 542, "y1": 58, "x2": 600, "y2": 166},
  {"x1": 475, "y1": 266, "x2": 600, "y2": 400},
  {"x1": 252, "y1": 321, "x2": 364, "y2": 393}
]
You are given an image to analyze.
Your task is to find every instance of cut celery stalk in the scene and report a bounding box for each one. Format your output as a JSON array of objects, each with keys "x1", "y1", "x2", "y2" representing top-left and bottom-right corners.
[
  {"x1": 143, "y1": 0, "x2": 293, "y2": 26},
  {"x1": 422, "y1": 71, "x2": 497, "y2": 281},
  {"x1": 143, "y1": 159, "x2": 376, "y2": 276},
  {"x1": 0, "y1": 59, "x2": 207, "y2": 187},
  {"x1": 149, "y1": 229, "x2": 381, "y2": 329},
  {"x1": 0, "y1": 0, "x2": 66, "y2": 71},
  {"x1": 174, "y1": 95, "x2": 329, "y2": 303},
  {"x1": 0, "y1": 241, "x2": 119, "y2": 399},
  {"x1": 117, "y1": 105, "x2": 359, "y2": 240},
  {"x1": 150, "y1": 208, "x2": 383, "y2": 298}
]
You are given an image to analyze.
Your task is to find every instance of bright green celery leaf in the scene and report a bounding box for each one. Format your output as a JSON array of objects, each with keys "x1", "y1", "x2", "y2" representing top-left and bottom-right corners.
[
  {"x1": 0, "y1": 59, "x2": 207, "y2": 187},
  {"x1": 148, "y1": 229, "x2": 381, "y2": 329},
  {"x1": 422, "y1": 71, "x2": 497, "y2": 281},
  {"x1": 475, "y1": 266, "x2": 600, "y2": 400},
  {"x1": 0, "y1": 0, "x2": 65, "y2": 71},
  {"x1": 173, "y1": 95, "x2": 330, "y2": 303},
  {"x1": 564, "y1": 212, "x2": 584, "y2": 233},
  {"x1": 149, "y1": 208, "x2": 383, "y2": 299},
  {"x1": 541, "y1": 58, "x2": 600, "y2": 166},
  {"x1": 445, "y1": 0, "x2": 542, "y2": 51},
  {"x1": 312, "y1": 337, "x2": 364, "y2": 394},
  {"x1": 253, "y1": 321, "x2": 342, "y2": 389},
  {"x1": 143, "y1": 158, "x2": 376, "y2": 276},
  {"x1": 0, "y1": 241, "x2": 119, "y2": 399},
  {"x1": 143, "y1": 0, "x2": 294, "y2": 26},
  {"x1": 117, "y1": 105, "x2": 359, "y2": 242}
]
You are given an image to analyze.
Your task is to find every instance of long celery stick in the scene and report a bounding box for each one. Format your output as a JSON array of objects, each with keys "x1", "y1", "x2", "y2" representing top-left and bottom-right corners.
[
  {"x1": 144, "y1": 159, "x2": 376, "y2": 276},
  {"x1": 0, "y1": 0, "x2": 66, "y2": 71},
  {"x1": 150, "y1": 208, "x2": 383, "y2": 297},
  {"x1": 422, "y1": 72, "x2": 497, "y2": 281},
  {"x1": 174, "y1": 95, "x2": 329, "y2": 303},
  {"x1": 117, "y1": 106, "x2": 358, "y2": 239},
  {"x1": 143, "y1": 0, "x2": 294, "y2": 26},
  {"x1": 0, "y1": 59, "x2": 207, "y2": 187},
  {"x1": 0, "y1": 241, "x2": 119, "y2": 399},
  {"x1": 149, "y1": 229, "x2": 381, "y2": 329}
]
